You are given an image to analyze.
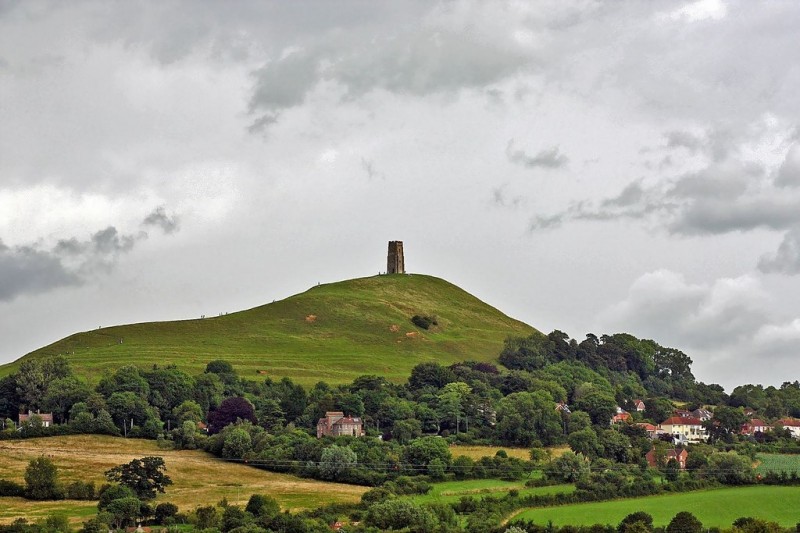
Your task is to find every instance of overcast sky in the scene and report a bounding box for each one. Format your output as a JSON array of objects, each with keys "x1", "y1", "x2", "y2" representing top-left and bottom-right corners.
[{"x1": 2, "y1": 0, "x2": 800, "y2": 390}]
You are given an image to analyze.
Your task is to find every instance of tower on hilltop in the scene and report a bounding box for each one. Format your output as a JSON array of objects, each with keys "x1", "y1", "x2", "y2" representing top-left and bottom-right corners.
[{"x1": 387, "y1": 241, "x2": 405, "y2": 274}]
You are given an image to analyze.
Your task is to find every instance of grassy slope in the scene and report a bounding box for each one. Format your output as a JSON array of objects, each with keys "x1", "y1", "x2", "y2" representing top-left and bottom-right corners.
[
  {"x1": 510, "y1": 486, "x2": 800, "y2": 527},
  {"x1": 0, "y1": 274, "x2": 535, "y2": 387},
  {"x1": 0, "y1": 435, "x2": 367, "y2": 524}
]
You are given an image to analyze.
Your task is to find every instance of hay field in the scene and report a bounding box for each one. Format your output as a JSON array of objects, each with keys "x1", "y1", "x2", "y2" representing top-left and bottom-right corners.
[{"x1": 0, "y1": 435, "x2": 367, "y2": 524}]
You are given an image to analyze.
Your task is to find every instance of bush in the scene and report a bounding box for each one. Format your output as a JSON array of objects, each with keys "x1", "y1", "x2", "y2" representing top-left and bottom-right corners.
[
  {"x1": 0, "y1": 479, "x2": 25, "y2": 497},
  {"x1": 411, "y1": 315, "x2": 438, "y2": 330},
  {"x1": 66, "y1": 481, "x2": 95, "y2": 500}
]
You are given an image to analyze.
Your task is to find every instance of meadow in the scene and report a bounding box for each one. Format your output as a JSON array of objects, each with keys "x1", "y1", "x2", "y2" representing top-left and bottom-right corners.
[
  {"x1": 408, "y1": 479, "x2": 574, "y2": 505},
  {"x1": 0, "y1": 275, "x2": 534, "y2": 388},
  {"x1": 510, "y1": 486, "x2": 800, "y2": 527},
  {"x1": 0, "y1": 435, "x2": 367, "y2": 525},
  {"x1": 755, "y1": 453, "x2": 800, "y2": 475}
]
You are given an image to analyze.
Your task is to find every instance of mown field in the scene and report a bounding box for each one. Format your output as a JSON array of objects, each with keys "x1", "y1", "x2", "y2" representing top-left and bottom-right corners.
[
  {"x1": 756, "y1": 453, "x2": 800, "y2": 475},
  {"x1": 0, "y1": 275, "x2": 535, "y2": 388},
  {"x1": 408, "y1": 479, "x2": 574, "y2": 505},
  {"x1": 0, "y1": 436, "x2": 367, "y2": 525},
  {"x1": 510, "y1": 486, "x2": 800, "y2": 527}
]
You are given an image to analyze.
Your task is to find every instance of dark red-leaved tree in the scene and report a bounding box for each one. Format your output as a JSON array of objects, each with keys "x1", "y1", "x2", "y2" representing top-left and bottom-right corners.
[{"x1": 207, "y1": 397, "x2": 256, "y2": 434}]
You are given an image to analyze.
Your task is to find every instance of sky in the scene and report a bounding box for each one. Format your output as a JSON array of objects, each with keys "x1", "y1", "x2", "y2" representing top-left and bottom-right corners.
[{"x1": 2, "y1": 0, "x2": 800, "y2": 391}]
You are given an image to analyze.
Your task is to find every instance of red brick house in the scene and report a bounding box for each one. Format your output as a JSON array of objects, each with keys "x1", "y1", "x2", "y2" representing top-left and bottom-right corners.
[
  {"x1": 317, "y1": 411, "x2": 364, "y2": 438},
  {"x1": 632, "y1": 399, "x2": 646, "y2": 412},
  {"x1": 18, "y1": 410, "x2": 54, "y2": 428},
  {"x1": 646, "y1": 447, "x2": 687, "y2": 469},
  {"x1": 611, "y1": 407, "x2": 632, "y2": 424}
]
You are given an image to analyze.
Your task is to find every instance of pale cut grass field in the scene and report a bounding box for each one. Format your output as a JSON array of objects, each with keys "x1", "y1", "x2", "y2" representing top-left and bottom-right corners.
[
  {"x1": 449, "y1": 444, "x2": 570, "y2": 461},
  {"x1": 0, "y1": 435, "x2": 367, "y2": 525}
]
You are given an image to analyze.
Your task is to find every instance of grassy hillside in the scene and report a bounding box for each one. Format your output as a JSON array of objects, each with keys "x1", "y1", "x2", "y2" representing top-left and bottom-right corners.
[
  {"x1": 0, "y1": 435, "x2": 366, "y2": 524},
  {"x1": 0, "y1": 274, "x2": 535, "y2": 387}
]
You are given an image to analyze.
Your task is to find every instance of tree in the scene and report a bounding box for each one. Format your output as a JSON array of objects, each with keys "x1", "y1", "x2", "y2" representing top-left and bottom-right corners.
[
  {"x1": 619, "y1": 512, "x2": 654, "y2": 533},
  {"x1": 41, "y1": 376, "x2": 90, "y2": 423},
  {"x1": 16, "y1": 356, "x2": 72, "y2": 408},
  {"x1": 320, "y1": 445, "x2": 358, "y2": 481},
  {"x1": 105, "y1": 456, "x2": 173, "y2": 499},
  {"x1": 437, "y1": 382, "x2": 472, "y2": 433},
  {"x1": 365, "y1": 499, "x2": 437, "y2": 533},
  {"x1": 666, "y1": 512, "x2": 702, "y2": 533},
  {"x1": 543, "y1": 451, "x2": 589, "y2": 483},
  {"x1": 154, "y1": 502, "x2": 179, "y2": 525},
  {"x1": 496, "y1": 391, "x2": 562, "y2": 446},
  {"x1": 106, "y1": 497, "x2": 142, "y2": 530},
  {"x1": 245, "y1": 494, "x2": 280, "y2": 519},
  {"x1": 574, "y1": 389, "x2": 617, "y2": 426},
  {"x1": 222, "y1": 426, "x2": 252, "y2": 459},
  {"x1": 703, "y1": 452, "x2": 755, "y2": 485},
  {"x1": 24, "y1": 456, "x2": 64, "y2": 500},
  {"x1": 568, "y1": 428, "x2": 602, "y2": 459},
  {"x1": 207, "y1": 397, "x2": 256, "y2": 434}
]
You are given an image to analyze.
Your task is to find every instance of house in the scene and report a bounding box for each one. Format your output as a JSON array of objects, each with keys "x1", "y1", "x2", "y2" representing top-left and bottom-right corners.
[
  {"x1": 611, "y1": 407, "x2": 632, "y2": 424},
  {"x1": 659, "y1": 416, "x2": 707, "y2": 443},
  {"x1": 777, "y1": 418, "x2": 800, "y2": 438},
  {"x1": 18, "y1": 410, "x2": 54, "y2": 428},
  {"x1": 692, "y1": 408, "x2": 713, "y2": 421},
  {"x1": 317, "y1": 411, "x2": 364, "y2": 438},
  {"x1": 674, "y1": 409, "x2": 693, "y2": 419},
  {"x1": 632, "y1": 399, "x2": 646, "y2": 412},
  {"x1": 741, "y1": 418, "x2": 770, "y2": 435},
  {"x1": 636, "y1": 422, "x2": 659, "y2": 439},
  {"x1": 555, "y1": 402, "x2": 571, "y2": 414},
  {"x1": 646, "y1": 447, "x2": 688, "y2": 469}
]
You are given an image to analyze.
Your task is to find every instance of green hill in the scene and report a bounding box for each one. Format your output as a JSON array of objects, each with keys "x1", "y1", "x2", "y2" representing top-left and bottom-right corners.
[{"x1": 0, "y1": 274, "x2": 535, "y2": 387}]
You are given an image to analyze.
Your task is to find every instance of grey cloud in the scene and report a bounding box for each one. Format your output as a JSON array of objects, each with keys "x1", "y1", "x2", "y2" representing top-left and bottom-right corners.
[
  {"x1": 670, "y1": 199, "x2": 800, "y2": 235},
  {"x1": 602, "y1": 270, "x2": 770, "y2": 351},
  {"x1": 776, "y1": 143, "x2": 800, "y2": 188},
  {"x1": 506, "y1": 140, "x2": 569, "y2": 170},
  {"x1": 759, "y1": 227, "x2": 800, "y2": 275},
  {"x1": 248, "y1": 9, "x2": 534, "y2": 120},
  {"x1": 492, "y1": 186, "x2": 523, "y2": 209},
  {"x1": 665, "y1": 130, "x2": 705, "y2": 153},
  {"x1": 142, "y1": 206, "x2": 180, "y2": 234},
  {"x1": 0, "y1": 208, "x2": 179, "y2": 302},
  {"x1": 602, "y1": 181, "x2": 644, "y2": 208},
  {"x1": 361, "y1": 158, "x2": 384, "y2": 181},
  {"x1": 0, "y1": 240, "x2": 81, "y2": 301}
]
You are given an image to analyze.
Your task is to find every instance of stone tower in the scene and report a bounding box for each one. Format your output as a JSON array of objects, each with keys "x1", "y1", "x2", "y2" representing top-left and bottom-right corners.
[{"x1": 387, "y1": 241, "x2": 405, "y2": 274}]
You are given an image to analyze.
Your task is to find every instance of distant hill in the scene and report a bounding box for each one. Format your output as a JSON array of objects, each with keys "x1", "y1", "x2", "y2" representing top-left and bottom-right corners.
[{"x1": 0, "y1": 274, "x2": 536, "y2": 387}]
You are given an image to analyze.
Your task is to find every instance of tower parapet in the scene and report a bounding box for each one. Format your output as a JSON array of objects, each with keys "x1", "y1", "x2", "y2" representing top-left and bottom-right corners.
[{"x1": 387, "y1": 241, "x2": 405, "y2": 274}]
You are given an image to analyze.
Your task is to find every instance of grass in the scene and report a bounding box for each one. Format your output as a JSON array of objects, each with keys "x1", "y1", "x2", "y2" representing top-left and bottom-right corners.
[
  {"x1": 408, "y1": 479, "x2": 574, "y2": 506},
  {"x1": 0, "y1": 275, "x2": 535, "y2": 388},
  {"x1": 755, "y1": 453, "x2": 800, "y2": 475},
  {"x1": 0, "y1": 435, "x2": 367, "y2": 525},
  {"x1": 510, "y1": 486, "x2": 800, "y2": 527}
]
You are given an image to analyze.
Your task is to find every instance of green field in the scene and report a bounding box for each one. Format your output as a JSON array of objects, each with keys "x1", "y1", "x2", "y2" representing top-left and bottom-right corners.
[
  {"x1": 510, "y1": 486, "x2": 800, "y2": 527},
  {"x1": 0, "y1": 274, "x2": 535, "y2": 387},
  {"x1": 756, "y1": 454, "x2": 800, "y2": 475},
  {"x1": 409, "y1": 479, "x2": 574, "y2": 505},
  {"x1": 0, "y1": 435, "x2": 367, "y2": 525}
]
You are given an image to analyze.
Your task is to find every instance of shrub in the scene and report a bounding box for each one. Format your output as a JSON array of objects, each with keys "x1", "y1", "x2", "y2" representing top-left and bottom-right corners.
[
  {"x1": 411, "y1": 315, "x2": 438, "y2": 330},
  {"x1": 0, "y1": 479, "x2": 25, "y2": 497}
]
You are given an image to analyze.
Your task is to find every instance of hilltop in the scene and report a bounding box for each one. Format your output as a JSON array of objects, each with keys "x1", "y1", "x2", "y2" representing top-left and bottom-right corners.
[{"x1": 0, "y1": 274, "x2": 535, "y2": 386}]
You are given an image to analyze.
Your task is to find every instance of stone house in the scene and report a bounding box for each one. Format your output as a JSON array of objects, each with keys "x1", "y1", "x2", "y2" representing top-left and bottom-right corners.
[
  {"x1": 18, "y1": 410, "x2": 54, "y2": 428},
  {"x1": 317, "y1": 411, "x2": 364, "y2": 438}
]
